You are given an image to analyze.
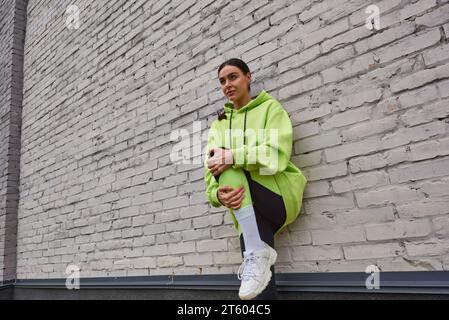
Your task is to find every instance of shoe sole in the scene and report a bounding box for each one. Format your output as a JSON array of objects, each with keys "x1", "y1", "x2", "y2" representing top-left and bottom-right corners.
[{"x1": 239, "y1": 246, "x2": 278, "y2": 300}]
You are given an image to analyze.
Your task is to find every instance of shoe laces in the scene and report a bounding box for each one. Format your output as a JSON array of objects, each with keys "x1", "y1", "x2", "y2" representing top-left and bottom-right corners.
[{"x1": 237, "y1": 252, "x2": 260, "y2": 281}]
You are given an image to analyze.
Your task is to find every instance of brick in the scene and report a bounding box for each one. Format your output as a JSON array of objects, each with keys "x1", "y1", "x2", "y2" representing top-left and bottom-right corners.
[
  {"x1": 193, "y1": 213, "x2": 224, "y2": 229},
  {"x1": 183, "y1": 253, "x2": 213, "y2": 266},
  {"x1": 322, "y1": 53, "x2": 375, "y2": 84},
  {"x1": 401, "y1": 0, "x2": 438, "y2": 19},
  {"x1": 303, "y1": 162, "x2": 347, "y2": 181},
  {"x1": 335, "y1": 206, "x2": 395, "y2": 226},
  {"x1": 355, "y1": 184, "x2": 424, "y2": 208},
  {"x1": 332, "y1": 170, "x2": 389, "y2": 194},
  {"x1": 282, "y1": 95, "x2": 310, "y2": 114},
  {"x1": 182, "y1": 228, "x2": 211, "y2": 242},
  {"x1": 197, "y1": 239, "x2": 228, "y2": 252},
  {"x1": 132, "y1": 257, "x2": 156, "y2": 268},
  {"x1": 299, "y1": 0, "x2": 346, "y2": 22},
  {"x1": 437, "y1": 79, "x2": 449, "y2": 97},
  {"x1": 143, "y1": 223, "x2": 166, "y2": 236},
  {"x1": 377, "y1": 96, "x2": 401, "y2": 115},
  {"x1": 291, "y1": 150, "x2": 322, "y2": 168},
  {"x1": 344, "y1": 242, "x2": 403, "y2": 260},
  {"x1": 290, "y1": 103, "x2": 333, "y2": 124},
  {"x1": 163, "y1": 196, "x2": 189, "y2": 210},
  {"x1": 165, "y1": 219, "x2": 191, "y2": 232},
  {"x1": 398, "y1": 85, "x2": 439, "y2": 109},
  {"x1": 423, "y1": 43, "x2": 449, "y2": 67},
  {"x1": 408, "y1": 137, "x2": 449, "y2": 162},
  {"x1": 418, "y1": 178, "x2": 449, "y2": 198},
  {"x1": 259, "y1": 16, "x2": 297, "y2": 44},
  {"x1": 380, "y1": 121, "x2": 445, "y2": 150},
  {"x1": 167, "y1": 241, "x2": 195, "y2": 255},
  {"x1": 289, "y1": 231, "x2": 312, "y2": 245},
  {"x1": 356, "y1": 21, "x2": 417, "y2": 55},
  {"x1": 179, "y1": 204, "x2": 209, "y2": 219},
  {"x1": 292, "y1": 245, "x2": 343, "y2": 261},
  {"x1": 389, "y1": 156, "x2": 449, "y2": 183},
  {"x1": 321, "y1": 106, "x2": 371, "y2": 131},
  {"x1": 242, "y1": 40, "x2": 278, "y2": 63},
  {"x1": 157, "y1": 256, "x2": 183, "y2": 268},
  {"x1": 432, "y1": 216, "x2": 449, "y2": 236},
  {"x1": 376, "y1": 28, "x2": 441, "y2": 64},
  {"x1": 365, "y1": 219, "x2": 432, "y2": 241},
  {"x1": 312, "y1": 226, "x2": 365, "y2": 245},
  {"x1": 156, "y1": 232, "x2": 182, "y2": 244},
  {"x1": 211, "y1": 225, "x2": 237, "y2": 239},
  {"x1": 304, "y1": 193, "x2": 355, "y2": 214},
  {"x1": 295, "y1": 130, "x2": 341, "y2": 153},
  {"x1": 278, "y1": 45, "x2": 320, "y2": 73},
  {"x1": 293, "y1": 121, "x2": 321, "y2": 139},
  {"x1": 390, "y1": 63, "x2": 449, "y2": 93},
  {"x1": 133, "y1": 235, "x2": 156, "y2": 247},
  {"x1": 342, "y1": 115, "x2": 398, "y2": 142},
  {"x1": 280, "y1": 17, "x2": 321, "y2": 46},
  {"x1": 279, "y1": 74, "x2": 322, "y2": 100},
  {"x1": 401, "y1": 100, "x2": 449, "y2": 127},
  {"x1": 322, "y1": 24, "x2": 370, "y2": 53},
  {"x1": 304, "y1": 181, "x2": 330, "y2": 198},
  {"x1": 337, "y1": 88, "x2": 382, "y2": 111},
  {"x1": 415, "y1": 3, "x2": 449, "y2": 27},
  {"x1": 271, "y1": 0, "x2": 312, "y2": 25},
  {"x1": 153, "y1": 187, "x2": 176, "y2": 201},
  {"x1": 406, "y1": 239, "x2": 449, "y2": 256},
  {"x1": 304, "y1": 18, "x2": 349, "y2": 49},
  {"x1": 325, "y1": 136, "x2": 379, "y2": 162},
  {"x1": 397, "y1": 199, "x2": 449, "y2": 218},
  {"x1": 213, "y1": 252, "x2": 243, "y2": 265}
]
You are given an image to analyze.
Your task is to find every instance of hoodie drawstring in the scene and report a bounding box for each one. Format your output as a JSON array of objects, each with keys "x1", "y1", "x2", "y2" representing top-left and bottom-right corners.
[
  {"x1": 229, "y1": 109, "x2": 233, "y2": 149},
  {"x1": 229, "y1": 109, "x2": 248, "y2": 150}
]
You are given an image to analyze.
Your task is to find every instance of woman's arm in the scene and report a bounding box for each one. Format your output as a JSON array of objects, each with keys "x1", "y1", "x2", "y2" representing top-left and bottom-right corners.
[
  {"x1": 231, "y1": 101, "x2": 293, "y2": 175},
  {"x1": 204, "y1": 124, "x2": 223, "y2": 208}
]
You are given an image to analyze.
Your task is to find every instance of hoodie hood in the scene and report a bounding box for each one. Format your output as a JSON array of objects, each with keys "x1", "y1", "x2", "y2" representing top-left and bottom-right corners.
[{"x1": 223, "y1": 89, "x2": 273, "y2": 114}]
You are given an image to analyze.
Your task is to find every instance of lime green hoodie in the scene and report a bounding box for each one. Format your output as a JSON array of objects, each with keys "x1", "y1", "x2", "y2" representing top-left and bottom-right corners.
[{"x1": 204, "y1": 89, "x2": 308, "y2": 237}]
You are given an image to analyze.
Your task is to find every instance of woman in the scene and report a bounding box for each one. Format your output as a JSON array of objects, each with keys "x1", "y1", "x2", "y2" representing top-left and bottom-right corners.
[{"x1": 204, "y1": 58, "x2": 307, "y2": 300}]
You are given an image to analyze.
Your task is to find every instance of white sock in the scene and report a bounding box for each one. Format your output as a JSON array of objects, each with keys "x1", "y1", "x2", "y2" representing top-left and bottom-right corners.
[{"x1": 234, "y1": 204, "x2": 266, "y2": 254}]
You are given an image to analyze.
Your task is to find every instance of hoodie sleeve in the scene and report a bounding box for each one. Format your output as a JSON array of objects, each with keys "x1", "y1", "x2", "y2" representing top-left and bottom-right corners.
[
  {"x1": 231, "y1": 101, "x2": 293, "y2": 175},
  {"x1": 204, "y1": 121, "x2": 222, "y2": 208}
]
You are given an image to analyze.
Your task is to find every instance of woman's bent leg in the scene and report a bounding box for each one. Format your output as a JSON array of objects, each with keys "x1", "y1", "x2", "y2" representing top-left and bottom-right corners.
[{"x1": 215, "y1": 167, "x2": 253, "y2": 208}]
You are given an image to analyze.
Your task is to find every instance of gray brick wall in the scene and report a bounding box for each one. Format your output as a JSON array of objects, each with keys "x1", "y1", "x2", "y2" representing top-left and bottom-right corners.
[{"x1": 5, "y1": 0, "x2": 449, "y2": 280}]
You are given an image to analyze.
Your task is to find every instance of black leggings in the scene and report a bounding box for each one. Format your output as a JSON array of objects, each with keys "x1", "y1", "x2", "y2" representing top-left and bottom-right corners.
[{"x1": 238, "y1": 170, "x2": 287, "y2": 300}]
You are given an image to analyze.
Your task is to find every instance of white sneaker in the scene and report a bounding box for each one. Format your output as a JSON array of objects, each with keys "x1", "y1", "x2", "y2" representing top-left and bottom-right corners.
[{"x1": 237, "y1": 242, "x2": 278, "y2": 300}]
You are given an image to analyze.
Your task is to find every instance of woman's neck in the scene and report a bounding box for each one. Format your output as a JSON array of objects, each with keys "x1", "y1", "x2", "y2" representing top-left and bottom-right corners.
[{"x1": 233, "y1": 92, "x2": 251, "y2": 110}]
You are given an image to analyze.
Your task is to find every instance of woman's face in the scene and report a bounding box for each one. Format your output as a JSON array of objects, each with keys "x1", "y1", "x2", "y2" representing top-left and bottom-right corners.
[{"x1": 218, "y1": 65, "x2": 251, "y2": 102}]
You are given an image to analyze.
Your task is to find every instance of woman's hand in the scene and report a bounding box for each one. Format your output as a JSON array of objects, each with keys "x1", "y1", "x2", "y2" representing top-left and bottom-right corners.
[
  {"x1": 217, "y1": 185, "x2": 245, "y2": 209},
  {"x1": 207, "y1": 147, "x2": 234, "y2": 176}
]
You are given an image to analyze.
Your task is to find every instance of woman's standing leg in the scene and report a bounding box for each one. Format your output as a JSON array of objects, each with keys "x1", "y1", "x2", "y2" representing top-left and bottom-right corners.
[
  {"x1": 215, "y1": 167, "x2": 286, "y2": 299},
  {"x1": 239, "y1": 213, "x2": 279, "y2": 300},
  {"x1": 239, "y1": 171, "x2": 287, "y2": 300}
]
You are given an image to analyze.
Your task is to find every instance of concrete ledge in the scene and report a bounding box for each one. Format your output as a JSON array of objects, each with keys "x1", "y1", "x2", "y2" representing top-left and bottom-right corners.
[{"x1": 2, "y1": 271, "x2": 447, "y2": 299}]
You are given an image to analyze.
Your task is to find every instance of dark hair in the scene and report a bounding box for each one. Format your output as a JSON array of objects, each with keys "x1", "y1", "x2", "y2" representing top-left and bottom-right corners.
[{"x1": 217, "y1": 58, "x2": 251, "y2": 93}]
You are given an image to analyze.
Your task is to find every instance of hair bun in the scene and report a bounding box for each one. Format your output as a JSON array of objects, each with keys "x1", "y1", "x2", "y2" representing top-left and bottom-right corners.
[{"x1": 217, "y1": 110, "x2": 227, "y2": 120}]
